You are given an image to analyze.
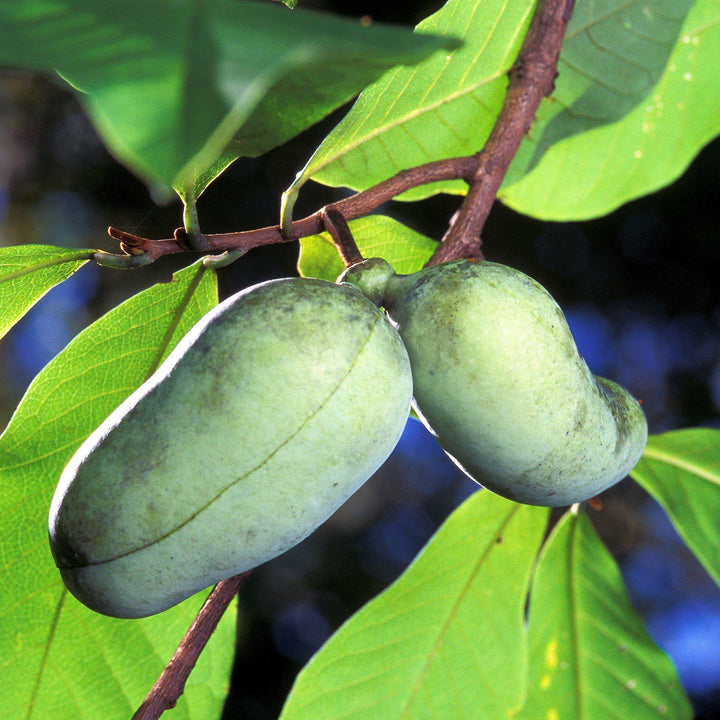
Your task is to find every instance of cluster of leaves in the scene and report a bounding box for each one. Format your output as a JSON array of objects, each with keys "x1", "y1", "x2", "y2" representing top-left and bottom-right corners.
[{"x1": 1, "y1": 1, "x2": 720, "y2": 719}]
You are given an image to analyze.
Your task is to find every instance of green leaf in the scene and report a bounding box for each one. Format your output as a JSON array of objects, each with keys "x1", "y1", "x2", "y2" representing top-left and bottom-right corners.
[
  {"x1": 0, "y1": 245, "x2": 93, "y2": 340},
  {"x1": 631, "y1": 428, "x2": 720, "y2": 588},
  {"x1": 0, "y1": 1, "x2": 452, "y2": 196},
  {"x1": 518, "y1": 510, "x2": 692, "y2": 720},
  {"x1": 285, "y1": 0, "x2": 534, "y2": 206},
  {"x1": 280, "y1": 491, "x2": 549, "y2": 720},
  {"x1": 0, "y1": 262, "x2": 231, "y2": 720},
  {"x1": 501, "y1": 0, "x2": 719, "y2": 219},
  {"x1": 504, "y1": 0, "x2": 694, "y2": 188},
  {"x1": 298, "y1": 215, "x2": 437, "y2": 282},
  {"x1": 286, "y1": 0, "x2": 690, "y2": 208}
]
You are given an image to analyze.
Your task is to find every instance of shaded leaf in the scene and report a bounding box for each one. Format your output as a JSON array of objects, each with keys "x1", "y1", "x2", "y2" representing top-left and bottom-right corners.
[
  {"x1": 286, "y1": 0, "x2": 690, "y2": 208},
  {"x1": 631, "y1": 428, "x2": 720, "y2": 588},
  {"x1": 298, "y1": 215, "x2": 437, "y2": 282},
  {"x1": 0, "y1": 262, "x2": 231, "y2": 720},
  {"x1": 518, "y1": 510, "x2": 692, "y2": 720},
  {"x1": 0, "y1": 1, "x2": 452, "y2": 196},
  {"x1": 280, "y1": 491, "x2": 549, "y2": 720},
  {"x1": 0, "y1": 245, "x2": 92, "y2": 340},
  {"x1": 501, "y1": 0, "x2": 719, "y2": 219},
  {"x1": 505, "y1": 0, "x2": 694, "y2": 185}
]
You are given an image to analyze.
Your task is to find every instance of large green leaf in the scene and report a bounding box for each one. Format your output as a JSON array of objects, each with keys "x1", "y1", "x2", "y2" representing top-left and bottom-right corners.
[
  {"x1": 0, "y1": 245, "x2": 92, "y2": 340},
  {"x1": 284, "y1": 0, "x2": 691, "y2": 212},
  {"x1": 0, "y1": 1, "x2": 451, "y2": 196},
  {"x1": 283, "y1": 0, "x2": 534, "y2": 209},
  {"x1": 631, "y1": 428, "x2": 720, "y2": 588},
  {"x1": 0, "y1": 262, "x2": 232, "y2": 720},
  {"x1": 298, "y1": 215, "x2": 437, "y2": 282},
  {"x1": 501, "y1": 0, "x2": 720, "y2": 219},
  {"x1": 280, "y1": 491, "x2": 549, "y2": 720},
  {"x1": 518, "y1": 510, "x2": 692, "y2": 720}
]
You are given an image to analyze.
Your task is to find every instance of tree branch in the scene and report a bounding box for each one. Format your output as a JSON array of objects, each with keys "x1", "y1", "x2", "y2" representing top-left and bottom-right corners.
[
  {"x1": 107, "y1": 155, "x2": 477, "y2": 264},
  {"x1": 132, "y1": 572, "x2": 250, "y2": 720},
  {"x1": 428, "y1": 0, "x2": 575, "y2": 264},
  {"x1": 105, "y1": 0, "x2": 573, "y2": 271}
]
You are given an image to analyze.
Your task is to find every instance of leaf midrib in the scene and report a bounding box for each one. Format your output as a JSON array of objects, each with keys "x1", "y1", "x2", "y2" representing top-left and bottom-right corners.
[
  {"x1": 640, "y1": 444, "x2": 720, "y2": 486},
  {"x1": 25, "y1": 590, "x2": 66, "y2": 720},
  {"x1": 0, "y1": 253, "x2": 92, "y2": 285},
  {"x1": 399, "y1": 505, "x2": 520, "y2": 718}
]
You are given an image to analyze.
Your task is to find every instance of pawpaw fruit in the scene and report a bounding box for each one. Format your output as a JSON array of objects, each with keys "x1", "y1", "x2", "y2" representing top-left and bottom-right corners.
[
  {"x1": 49, "y1": 278, "x2": 412, "y2": 618},
  {"x1": 341, "y1": 258, "x2": 647, "y2": 507}
]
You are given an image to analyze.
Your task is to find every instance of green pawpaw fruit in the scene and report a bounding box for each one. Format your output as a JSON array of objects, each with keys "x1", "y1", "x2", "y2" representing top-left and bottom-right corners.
[
  {"x1": 340, "y1": 258, "x2": 647, "y2": 507},
  {"x1": 49, "y1": 278, "x2": 412, "y2": 618}
]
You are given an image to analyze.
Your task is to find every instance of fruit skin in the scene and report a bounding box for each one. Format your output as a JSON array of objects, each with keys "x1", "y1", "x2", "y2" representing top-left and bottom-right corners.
[
  {"x1": 341, "y1": 258, "x2": 647, "y2": 507},
  {"x1": 49, "y1": 278, "x2": 412, "y2": 619}
]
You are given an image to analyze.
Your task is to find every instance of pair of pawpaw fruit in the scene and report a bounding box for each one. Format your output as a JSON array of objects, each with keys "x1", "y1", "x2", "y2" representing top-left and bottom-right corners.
[{"x1": 49, "y1": 258, "x2": 647, "y2": 618}]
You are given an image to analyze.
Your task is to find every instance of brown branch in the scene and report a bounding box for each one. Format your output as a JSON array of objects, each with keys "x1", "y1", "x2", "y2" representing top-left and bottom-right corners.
[
  {"x1": 107, "y1": 156, "x2": 476, "y2": 263},
  {"x1": 428, "y1": 0, "x2": 575, "y2": 265},
  {"x1": 132, "y1": 572, "x2": 250, "y2": 720}
]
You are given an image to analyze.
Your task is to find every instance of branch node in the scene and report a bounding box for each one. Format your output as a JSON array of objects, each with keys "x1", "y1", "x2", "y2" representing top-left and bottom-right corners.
[
  {"x1": 174, "y1": 227, "x2": 192, "y2": 251},
  {"x1": 108, "y1": 226, "x2": 146, "y2": 255}
]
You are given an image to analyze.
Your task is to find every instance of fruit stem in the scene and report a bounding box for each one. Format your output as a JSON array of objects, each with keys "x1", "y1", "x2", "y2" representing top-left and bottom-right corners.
[{"x1": 321, "y1": 206, "x2": 364, "y2": 266}]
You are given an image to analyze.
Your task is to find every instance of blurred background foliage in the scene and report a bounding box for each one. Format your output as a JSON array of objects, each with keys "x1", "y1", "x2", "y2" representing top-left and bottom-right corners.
[{"x1": 1, "y1": 1, "x2": 719, "y2": 718}]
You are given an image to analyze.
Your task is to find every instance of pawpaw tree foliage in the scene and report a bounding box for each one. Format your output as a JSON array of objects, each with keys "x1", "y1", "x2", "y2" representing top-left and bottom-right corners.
[{"x1": 0, "y1": 0, "x2": 719, "y2": 719}]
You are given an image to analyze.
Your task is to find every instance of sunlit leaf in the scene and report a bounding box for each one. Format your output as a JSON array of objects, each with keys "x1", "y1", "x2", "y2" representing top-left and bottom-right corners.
[
  {"x1": 0, "y1": 245, "x2": 92, "y2": 340},
  {"x1": 0, "y1": 262, "x2": 231, "y2": 720},
  {"x1": 501, "y1": 0, "x2": 719, "y2": 219},
  {"x1": 286, "y1": 0, "x2": 690, "y2": 208},
  {"x1": 517, "y1": 510, "x2": 692, "y2": 720},
  {"x1": 632, "y1": 428, "x2": 720, "y2": 588},
  {"x1": 298, "y1": 215, "x2": 437, "y2": 282},
  {"x1": 284, "y1": 0, "x2": 533, "y2": 206},
  {"x1": 280, "y1": 491, "x2": 549, "y2": 720},
  {"x1": 0, "y1": 0, "x2": 451, "y2": 196}
]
